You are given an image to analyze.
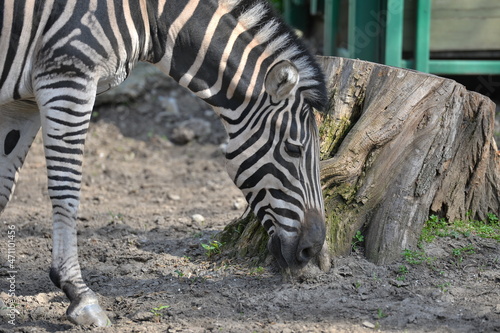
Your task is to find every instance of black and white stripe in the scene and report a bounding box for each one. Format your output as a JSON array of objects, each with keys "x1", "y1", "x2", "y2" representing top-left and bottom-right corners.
[{"x1": 0, "y1": 0, "x2": 327, "y2": 326}]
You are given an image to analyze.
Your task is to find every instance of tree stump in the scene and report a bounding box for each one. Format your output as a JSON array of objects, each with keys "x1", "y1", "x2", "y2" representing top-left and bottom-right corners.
[{"x1": 220, "y1": 56, "x2": 500, "y2": 266}]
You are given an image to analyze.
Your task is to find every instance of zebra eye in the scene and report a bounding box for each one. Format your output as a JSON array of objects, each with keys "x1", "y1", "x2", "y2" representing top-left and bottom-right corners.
[{"x1": 284, "y1": 141, "x2": 302, "y2": 158}]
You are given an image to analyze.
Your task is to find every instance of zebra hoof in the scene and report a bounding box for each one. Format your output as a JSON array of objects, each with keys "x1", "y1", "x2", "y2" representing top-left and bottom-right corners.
[{"x1": 67, "y1": 299, "x2": 111, "y2": 327}]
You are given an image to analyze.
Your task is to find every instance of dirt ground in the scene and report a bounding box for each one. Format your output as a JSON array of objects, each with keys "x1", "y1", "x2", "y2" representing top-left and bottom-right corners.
[{"x1": 1, "y1": 65, "x2": 499, "y2": 333}]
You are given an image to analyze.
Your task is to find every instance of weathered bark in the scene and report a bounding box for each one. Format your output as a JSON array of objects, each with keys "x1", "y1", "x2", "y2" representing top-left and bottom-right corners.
[{"x1": 220, "y1": 56, "x2": 500, "y2": 266}]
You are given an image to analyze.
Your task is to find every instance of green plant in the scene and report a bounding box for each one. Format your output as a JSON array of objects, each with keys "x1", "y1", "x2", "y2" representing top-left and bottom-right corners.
[
  {"x1": 420, "y1": 215, "x2": 450, "y2": 244},
  {"x1": 150, "y1": 305, "x2": 170, "y2": 317},
  {"x1": 396, "y1": 264, "x2": 409, "y2": 281},
  {"x1": 436, "y1": 282, "x2": 451, "y2": 293},
  {"x1": 487, "y1": 212, "x2": 499, "y2": 225},
  {"x1": 377, "y1": 308, "x2": 388, "y2": 319},
  {"x1": 451, "y1": 244, "x2": 476, "y2": 266},
  {"x1": 250, "y1": 266, "x2": 265, "y2": 275},
  {"x1": 452, "y1": 244, "x2": 475, "y2": 257},
  {"x1": 201, "y1": 240, "x2": 224, "y2": 257},
  {"x1": 174, "y1": 269, "x2": 184, "y2": 278},
  {"x1": 351, "y1": 230, "x2": 365, "y2": 251},
  {"x1": 398, "y1": 265, "x2": 409, "y2": 274}
]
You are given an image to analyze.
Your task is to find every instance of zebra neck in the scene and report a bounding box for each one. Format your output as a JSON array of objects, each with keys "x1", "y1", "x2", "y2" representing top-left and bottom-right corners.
[{"x1": 150, "y1": 0, "x2": 281, "y2": 112}]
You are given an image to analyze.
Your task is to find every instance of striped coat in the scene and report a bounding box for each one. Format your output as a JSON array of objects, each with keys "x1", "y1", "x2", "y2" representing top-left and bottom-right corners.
[{"x1": 0, "y1": 0, "x2": 327, "y2": 326}]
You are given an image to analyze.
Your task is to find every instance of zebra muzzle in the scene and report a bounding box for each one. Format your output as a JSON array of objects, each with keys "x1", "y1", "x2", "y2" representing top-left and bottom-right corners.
[
  {"x1": 296, "y1": 209, "x2": 326, "y2": 265},
  {"x1": 267, "y1": 209, "x2": 326, "y2": 269}
]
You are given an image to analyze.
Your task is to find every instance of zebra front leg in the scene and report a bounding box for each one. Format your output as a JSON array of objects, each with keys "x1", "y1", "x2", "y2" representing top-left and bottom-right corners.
[
  {"x1": 0, "y1": 102, "x2": 41, "y2": 212},
  {"x1": 36, "y1": 82, "x2": 110, "y2": 327}
]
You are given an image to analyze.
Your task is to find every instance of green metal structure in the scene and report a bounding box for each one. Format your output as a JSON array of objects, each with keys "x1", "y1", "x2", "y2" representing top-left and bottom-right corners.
[{"x1": 287, "y1": 0, "x2": 500, "y2": 75}]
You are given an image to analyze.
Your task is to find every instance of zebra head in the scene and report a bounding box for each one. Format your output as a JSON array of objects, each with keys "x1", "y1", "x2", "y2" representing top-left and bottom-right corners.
[{"x1": 224, "y1": 59, "x2": 327, "y2": 269}]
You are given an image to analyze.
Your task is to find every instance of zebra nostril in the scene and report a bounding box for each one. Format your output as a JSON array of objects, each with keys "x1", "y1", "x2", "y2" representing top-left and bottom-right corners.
[
  {"x1": 297, "y1": 245, "x2": 314, "y2": 263},
  {"x1": 296, "y1": 209, "x2": 326, "y2": 265}
]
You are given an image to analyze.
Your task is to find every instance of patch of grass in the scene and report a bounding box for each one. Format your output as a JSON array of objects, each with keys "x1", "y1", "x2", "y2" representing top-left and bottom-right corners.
[
  {"x1": 420, "y1": 213, "x2": 500, "y2": 245},
  {"x1": 419, "y1": 215, "x2": 449, "y2": 243},
  {"x1": 410, "y1": 213, "x2": 499, "y2": 270}
]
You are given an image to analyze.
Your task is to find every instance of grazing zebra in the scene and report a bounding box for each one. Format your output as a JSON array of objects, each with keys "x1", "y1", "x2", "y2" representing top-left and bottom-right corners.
[{"x1": 0, "y1": 0, "x2": 328, "y2": 326}]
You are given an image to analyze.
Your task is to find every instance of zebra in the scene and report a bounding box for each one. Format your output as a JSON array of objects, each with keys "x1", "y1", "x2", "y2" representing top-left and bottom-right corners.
[{"x1": 0, "y1": 0, "x2": 328, "y2": 327}]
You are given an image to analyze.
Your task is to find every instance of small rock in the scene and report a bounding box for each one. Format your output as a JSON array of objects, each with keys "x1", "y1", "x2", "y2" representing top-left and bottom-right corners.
[
  {"x1": 154, "y1": 111, "x2": 171, "y2": 123},
  {"x1": 407, "y1": 313, "x2": 418, "y2": 323},
  {"x1": 130, "y1": 310, "x2": 155, "y2": 322},
  {"x1": 31, "y1": 306, "x2": 49, "y2": 320},
  {"x1": 336, "y1": 266, "x2": 353, "y2": 277},
  {"x1": 494, "y1": 304, "x2": 500, "y2": 314},
  {"x1": 389, "y1": 279, "x2": 409, "y2": 287},
  {"x1": 440, "y1": 293, "x2": 455, "y2": 304},
  {"x1": 179, "y1": 118, "x2": 211, "y2": 138},
  {"x1": 168, "y1": 193, "x2": 181, "y2": 201},
  {"x1": 137, "y1": 104, "x2": 151, "y2": 115},
  {"x1": 35, "y1": 293, "x2": 49, "y2": 304},
  {"x1": 170, "y1": 126, "x2": 195, "y2": 144},
  {"x1": 362, "y1": 320, "x2": 376, "y2": 329},
  {"x1": 119, "y1": 264, "x2": 137, "y2": 275},
  {"x1": 154, "y1": 216, "x2": 166, "y2": 225},
  {"x1": 159, "y1": 96, "x2": 180, "y2": 115},
  {"x1": 191, "y1": 214, "x2": 205, "y2": 223},
  {"x1": 424, "y1": 243, "x2": 448, "y2": 258},
  {"x1": 232, "y1": 198, "x2": 246, "y2": 210}
]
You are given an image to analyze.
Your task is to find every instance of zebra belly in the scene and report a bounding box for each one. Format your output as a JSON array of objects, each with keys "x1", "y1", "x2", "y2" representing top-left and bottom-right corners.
[{"x1": 96, "y1": 67, "x2": 131, "y2": 96}]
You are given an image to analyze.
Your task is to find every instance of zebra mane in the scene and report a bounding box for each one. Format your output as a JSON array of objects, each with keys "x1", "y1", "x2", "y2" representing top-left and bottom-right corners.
[{"x1": 225, "y1": 0, "x2": 327, "y2": 111}]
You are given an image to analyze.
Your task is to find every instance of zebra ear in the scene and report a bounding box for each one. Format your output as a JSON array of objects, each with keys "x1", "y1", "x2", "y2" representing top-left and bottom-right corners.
[{"x1": 265, "y1": 60, "x2": 300, "y2": 100}]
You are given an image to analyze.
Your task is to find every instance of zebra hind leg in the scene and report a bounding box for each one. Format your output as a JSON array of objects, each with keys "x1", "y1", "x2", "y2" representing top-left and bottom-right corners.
[{"x1": 0, "y1": 102, "x2": 41, "y2": 212}]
